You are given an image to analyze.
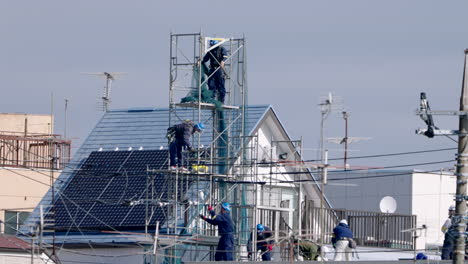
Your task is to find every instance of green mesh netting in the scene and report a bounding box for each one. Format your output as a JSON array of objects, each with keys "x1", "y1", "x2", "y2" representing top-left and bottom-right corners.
[{"x1": 180, "y1": 64, "x2": 223, "y2": 110}]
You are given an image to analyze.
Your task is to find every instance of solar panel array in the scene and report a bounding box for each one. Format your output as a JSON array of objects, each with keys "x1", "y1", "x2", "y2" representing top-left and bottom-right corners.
[{"x1": 52, "y1": 149, "x2": 190, "y2": 231}]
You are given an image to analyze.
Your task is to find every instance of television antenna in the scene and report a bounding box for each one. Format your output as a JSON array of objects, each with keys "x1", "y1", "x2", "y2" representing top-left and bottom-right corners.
[
  {"x1": 83, "y1": 72, "x2": 127, "y2": 111},
  {"x1": 327, "y1": 111, "x2": 371, "y2": 169}
]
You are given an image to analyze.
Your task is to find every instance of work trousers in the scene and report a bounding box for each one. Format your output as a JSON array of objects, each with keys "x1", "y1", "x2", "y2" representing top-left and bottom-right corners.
[
  {"x1": 208, "y1": 69, "x2": 226, "y2": 103},
  {"x1": 169, "y1": 141, "x2": 183, "y2": 166},
  {"x1": 334, "y1": 240, "x2": 351, "y2": 261},
  {"x1": 215, "y1": 234, "x2": 234, "y2": 261},
  {"x1": 441, "y1": 232, "x2": 455, "y2": 260}
]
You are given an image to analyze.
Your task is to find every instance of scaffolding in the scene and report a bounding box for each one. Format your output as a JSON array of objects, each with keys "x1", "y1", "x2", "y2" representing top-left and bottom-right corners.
[
  {"x1": 0, "y1": 132, "x2": 71, "y2": 170},
  {"x1": 158, "y1": 32, "x2": 332, "y2": 262},
  {"x1": 158, "y1": 31, "x2": 302, "y2": 262}
]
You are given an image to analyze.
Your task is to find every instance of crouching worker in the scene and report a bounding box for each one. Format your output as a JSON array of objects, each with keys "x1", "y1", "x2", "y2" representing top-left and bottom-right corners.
[
  {"x1": 247, "y1": 224, "x2": 274, "y2": 261},
  {"x1": 199, "y1": 203, "x2": 235, "y2": 261},
  {"x1": 167, "y1": 120, "x2": 204, "y2": 172}
]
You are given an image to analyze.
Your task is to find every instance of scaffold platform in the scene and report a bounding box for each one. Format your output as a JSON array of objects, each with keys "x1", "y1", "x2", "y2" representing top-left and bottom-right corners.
[{"x1": 175, "y1": 102, "x2": 239, "y2": 110}]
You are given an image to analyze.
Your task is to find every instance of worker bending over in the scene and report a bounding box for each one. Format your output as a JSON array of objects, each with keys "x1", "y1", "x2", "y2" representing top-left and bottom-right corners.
[
  {"x1": 167, "y1": 120, "x2": 204, "y2": 172},
  {"x1": 247, "y1": 224, "x2": 274, "y2": 261}
]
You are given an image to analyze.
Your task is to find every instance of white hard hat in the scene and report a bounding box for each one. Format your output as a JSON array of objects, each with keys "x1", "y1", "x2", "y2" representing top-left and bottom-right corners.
[
  {"x1": 449, "y1": 205, "x2": 455, "y2": 211},
  {"x1": 339, "y1": 219, "x2": 348, "y2": 225}
]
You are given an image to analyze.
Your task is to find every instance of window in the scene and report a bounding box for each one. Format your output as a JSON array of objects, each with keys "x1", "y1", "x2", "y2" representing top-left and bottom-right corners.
[{"x1": 4, "y1": 211, "x2": 29, "y2": 235}]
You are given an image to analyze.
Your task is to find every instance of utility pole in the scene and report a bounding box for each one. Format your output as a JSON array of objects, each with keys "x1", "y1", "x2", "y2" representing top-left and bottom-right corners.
[
  {"x1": 415, "y1": 50, "x2": 468, "y2": 263},
  {"x1": 454, "y1": 49, "x2": 468, "y2": 264}
]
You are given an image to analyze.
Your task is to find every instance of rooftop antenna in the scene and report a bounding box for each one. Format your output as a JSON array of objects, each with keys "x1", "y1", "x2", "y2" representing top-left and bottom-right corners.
[
  {"x1": 318, "y1": 92, "x2": 343, "y2": 162},
  {"x1": 317, "y1": 92, "x2": 343, "y2": 245},
  {"x1": 64, "y1": 99, "x2": 68, "y2": 139},
  {"x1": 83, "y1": 72, "x2": 127, "y2": 111},
  {"x1": 327, "y1": 111, "x2": 371, "y2": 169}
]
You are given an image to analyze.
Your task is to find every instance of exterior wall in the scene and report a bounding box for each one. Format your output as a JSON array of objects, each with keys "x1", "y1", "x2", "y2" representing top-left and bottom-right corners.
[
  {"x1": 326, "y1": 170, "x2": 456, "y2": 247},
  {"x1": 0, "y1": 114, "x2": 53, "y2": 135},
  {"x1": 412, "y1": 171, "x2": 456, "y2": 247},
  {"x1": 326, "y1": 170, "x2": 413, "y2": 214},
  {"x1": 0, "y1": 252, "x2": 44, "y2": 264},
  {"x1": 57, "y1": 247, "x2": 147, "y2": 264},
  {"x1": 0, "y1": 168, "x2": 60, "y2": 233}
]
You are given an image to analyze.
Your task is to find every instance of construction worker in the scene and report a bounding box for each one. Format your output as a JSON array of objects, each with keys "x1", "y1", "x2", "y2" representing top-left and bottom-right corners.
[
  {"x1": 441, "y1": 205, "x2": 456, "y2": 260},
  {"x1": 167, "y1": 120, "x2": 204, "y2": 172},
  {"x1": 247, "y1": 224, "x2": 274, "y2": 261},
  {"x1": 202, "y1": 39, "x2": 228, "y2": 104},
  {"x1": 332, "y1": 219, "x2": 353, "y2": 261},
  {"x1": 199, "y1": 202, "x2": 235, "y2": 261},
  {"x1": 295, "y1": 239, "x2": 322, "y2": 261}
]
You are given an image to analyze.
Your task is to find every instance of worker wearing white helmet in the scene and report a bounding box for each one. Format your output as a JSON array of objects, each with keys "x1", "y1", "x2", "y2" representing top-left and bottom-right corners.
[
  {"x1": 441, "y1": 205, "x2": 456, "y2": 260},
  {"x1": 441, "y1": 205, "x2": 455, "y2": 234}
]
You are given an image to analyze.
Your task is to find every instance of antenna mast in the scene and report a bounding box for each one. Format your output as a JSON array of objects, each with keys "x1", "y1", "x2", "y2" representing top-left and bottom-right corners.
[{"x1": 83, "y1": 72, "x2": 127, "y2": 111}]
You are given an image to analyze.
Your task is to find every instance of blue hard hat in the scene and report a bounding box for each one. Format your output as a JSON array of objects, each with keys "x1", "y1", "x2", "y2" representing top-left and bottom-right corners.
[
  {"x1": 209, "y1": 40, "x2": 219, "y2": 46},
  {"x1": 416, "y1": 253, "x2": 427, "y2": 260},
  {"x1": 257, "y1": 224, "x2": 264, "y2": 232},
  {"x1": 221, "y1": 202, "x2": 231, "y2": 212},
  {"x1": 194, "y1": 122, "x2": 205, "y2": 131}
]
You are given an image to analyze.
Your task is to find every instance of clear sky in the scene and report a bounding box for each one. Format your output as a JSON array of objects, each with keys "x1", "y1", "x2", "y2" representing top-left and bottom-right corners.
[{"x1": 2, "y1": 0, "x2": 468, "y2": 170}]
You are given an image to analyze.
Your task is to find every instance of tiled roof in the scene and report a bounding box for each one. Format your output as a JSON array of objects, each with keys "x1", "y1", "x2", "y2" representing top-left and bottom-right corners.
[
  {"x1": 0, "y1": 235, "x2": 31, "y2": 250},
  {"x1": 22, "y1": 105, "x2": 271, "y2": 233}
]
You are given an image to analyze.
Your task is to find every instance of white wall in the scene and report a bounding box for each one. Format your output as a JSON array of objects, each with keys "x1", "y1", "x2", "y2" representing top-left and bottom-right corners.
[
  {"x1": 0, "y1": 252, "x2": 44, "y2": 264},
  {"x1": 412, "y1": 171, "x2": 456, "y2": 247},
  {"x1": 326, "y1": 170, "x2": 413, "y2": 214}
]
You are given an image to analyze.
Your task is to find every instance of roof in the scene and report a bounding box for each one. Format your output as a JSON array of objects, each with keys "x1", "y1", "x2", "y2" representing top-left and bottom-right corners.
[
  {"x1": 22, "y1": 105, "x2": 271, "y2": 233},
  {"x1": 0, "y1": 235, "x2": 31, "y2": 251}
]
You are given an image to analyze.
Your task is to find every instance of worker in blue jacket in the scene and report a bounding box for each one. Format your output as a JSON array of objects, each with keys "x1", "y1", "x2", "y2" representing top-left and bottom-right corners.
[
  {"x1": 200, "y1": 202, "x2": 235, "y2": 261},
  {"x1": 168, "y1": 120, "x2": 204, "y2": 172},
  {"x1": 332, "y1": 219, "x2": 353, "y2": 261},
  {"x1": 247, "y1": 224, "x2": 274, "y2": 261},
  {"x1": 202, "y1": 39, "x2": 228, "y2": 104}
]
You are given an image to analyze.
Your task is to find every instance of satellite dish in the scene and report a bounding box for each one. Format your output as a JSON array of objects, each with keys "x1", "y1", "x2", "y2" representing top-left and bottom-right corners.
[{"x1": 379, "y1": 196, "x2": 397, "y2": 213}]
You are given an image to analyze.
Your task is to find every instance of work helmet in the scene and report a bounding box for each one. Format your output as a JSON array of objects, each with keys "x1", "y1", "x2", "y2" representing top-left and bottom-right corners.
[
  {"x1": 209, "y1": 40, "x2": 219, "y2": 46},
  {"x1": 416, "y1": 253, "x2": 427, "y2": 260},
  {"x1": 221, "y1": 202, "x2": 231, "y2": 212},
  {"x1": 257, "y1": 224, "x2": 265, "y2": 232},
  {"x1": 194, "y1": 122, "x2": 205, "y2": 131},
  {"x1": 339, "y1": 219, "x2": 348, "y2": 225},
  {"x1": 449, "y1": 205, "x2": 456, "y2": 211}
]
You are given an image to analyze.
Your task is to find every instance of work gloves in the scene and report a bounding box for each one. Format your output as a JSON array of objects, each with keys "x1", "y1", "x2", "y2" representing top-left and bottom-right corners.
[
  {"x1": 267, "y1": 245, "x2": 273, "y2": 251},
  {"x1": 199, "y1": 214, "x2": 207, "y2": 220}
]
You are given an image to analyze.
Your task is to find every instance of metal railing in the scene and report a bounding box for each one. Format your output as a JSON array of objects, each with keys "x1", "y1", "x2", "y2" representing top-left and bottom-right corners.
[
  {"x1": 306, "y1": 206, "x2": 417, "y2": 250},
  {"x1": 0, "y1": 134, "x2": 71, "y2": 170}
]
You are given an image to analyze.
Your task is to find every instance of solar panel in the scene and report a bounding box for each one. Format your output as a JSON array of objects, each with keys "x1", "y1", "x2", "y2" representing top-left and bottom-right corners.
[{"x1": 52, "y1": 150, "x2": 191, "y2": 231}]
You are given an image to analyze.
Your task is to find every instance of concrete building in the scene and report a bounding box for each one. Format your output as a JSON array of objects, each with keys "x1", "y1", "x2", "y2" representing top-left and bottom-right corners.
[
  {"x1": 0, "y1": 113, "x2": 70, "y2": 235},
  {"x1": 325, "y1": 169, "x2": 456, "y2": 248}
]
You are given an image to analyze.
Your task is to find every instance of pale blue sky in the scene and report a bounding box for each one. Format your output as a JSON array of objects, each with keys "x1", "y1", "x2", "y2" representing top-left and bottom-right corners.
[{"x1": 1, "y1": 0, "x2": 467, "y2": 169}]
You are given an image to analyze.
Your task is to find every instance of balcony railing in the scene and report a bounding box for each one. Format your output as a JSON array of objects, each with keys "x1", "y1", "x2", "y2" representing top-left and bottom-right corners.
[{"x1": 0, "y1": 133, "x2": 71, "y2": 170}]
